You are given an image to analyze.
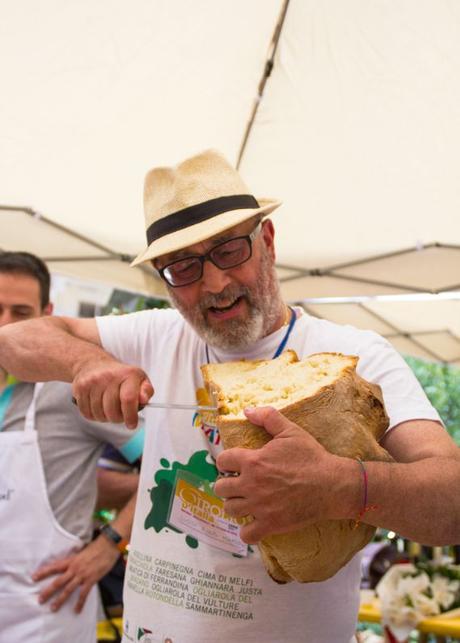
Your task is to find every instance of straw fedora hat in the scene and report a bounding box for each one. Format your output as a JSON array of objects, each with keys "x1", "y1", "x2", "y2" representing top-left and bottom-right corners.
[{"x1": 131, "y1": 149, "x2": 282, "y2": 266}]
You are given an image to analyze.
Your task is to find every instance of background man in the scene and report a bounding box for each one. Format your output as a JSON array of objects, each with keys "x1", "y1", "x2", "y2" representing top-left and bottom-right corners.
[
  {"x1": 0, "y1": 152, "x2": 459, "y2": 642},
  {"x1": 0, "y1": 251, "x2": 141, "y2": 642}
]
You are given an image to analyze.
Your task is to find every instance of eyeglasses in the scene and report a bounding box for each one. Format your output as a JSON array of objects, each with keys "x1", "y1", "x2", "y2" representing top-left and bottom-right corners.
[{"x1": 157, "y1": 222, "x2": 262, "y2": 287}]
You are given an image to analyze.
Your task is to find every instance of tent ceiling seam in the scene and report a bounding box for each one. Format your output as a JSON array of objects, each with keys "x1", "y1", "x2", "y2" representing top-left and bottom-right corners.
[
  {"x1": 278, "y1": 243, "x2": 460, "y2": 276},
  {"x1": 236, "y1": 0, "x2": 291, "y2": 169},
  {"x1": 360, "y1": 304, "x2": 457, "y2": 362},
  {"x1": 0, "y1": 205, "x2": 119, "y2": 256},
  {"x1": 279, "y1": 267, "x2": 431, "y2": 293}
]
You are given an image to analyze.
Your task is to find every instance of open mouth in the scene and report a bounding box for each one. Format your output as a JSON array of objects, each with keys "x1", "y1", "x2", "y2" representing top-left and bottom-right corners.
[{"x1": 208, "y1": 296, "x2": 244, "y2": 317}]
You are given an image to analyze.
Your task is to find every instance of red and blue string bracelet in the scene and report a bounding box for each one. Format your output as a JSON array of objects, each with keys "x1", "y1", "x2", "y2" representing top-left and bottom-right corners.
[{"x1": 353, "y1": 458, "x2": 378, "y2": 529}]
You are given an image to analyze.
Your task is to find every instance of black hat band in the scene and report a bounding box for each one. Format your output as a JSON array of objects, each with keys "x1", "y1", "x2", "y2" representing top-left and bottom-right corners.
[{"x1": 146, "y1": 194, "x2": 260, "y2": 245}]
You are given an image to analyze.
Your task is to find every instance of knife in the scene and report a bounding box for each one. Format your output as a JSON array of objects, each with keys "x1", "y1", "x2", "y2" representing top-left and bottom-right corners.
[{"x1": 71, "y1": 397, "x2": 216, "y2": 412}]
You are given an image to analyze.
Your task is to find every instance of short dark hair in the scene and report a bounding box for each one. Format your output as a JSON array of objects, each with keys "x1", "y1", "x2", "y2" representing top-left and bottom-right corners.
[{"x1": 0, "y1": 251, "x2": 51, "y2": 310}]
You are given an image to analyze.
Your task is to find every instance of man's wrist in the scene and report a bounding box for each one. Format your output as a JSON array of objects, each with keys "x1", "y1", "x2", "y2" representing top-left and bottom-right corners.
[
  {"x1": 330, "y1": 456, "x2": 364, "y2": 520},
  {"x1": 99, "y1": 523, "x2": 129, "y2": 554}
]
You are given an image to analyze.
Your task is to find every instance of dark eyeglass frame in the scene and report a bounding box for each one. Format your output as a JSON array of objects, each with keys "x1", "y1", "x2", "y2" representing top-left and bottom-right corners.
[{"x1": 156, "y1": 221, "x2": 263, "y2": 287}]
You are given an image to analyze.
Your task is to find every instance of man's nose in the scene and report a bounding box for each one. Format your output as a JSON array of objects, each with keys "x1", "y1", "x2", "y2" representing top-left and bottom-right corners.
[{"x1": 201, "y1": 260, "x2": 232, "y2": 293}]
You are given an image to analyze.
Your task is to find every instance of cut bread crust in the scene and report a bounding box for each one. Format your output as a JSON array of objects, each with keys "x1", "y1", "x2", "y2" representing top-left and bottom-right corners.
[{"x1": 201, "y1": 349, "x2": 393, "y2": 584}]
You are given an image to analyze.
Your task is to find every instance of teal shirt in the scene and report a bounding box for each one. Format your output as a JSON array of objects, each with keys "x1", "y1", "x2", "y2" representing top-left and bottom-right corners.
[{"x1": 0, "y1": 376, "x2": 18, "y2": 430}]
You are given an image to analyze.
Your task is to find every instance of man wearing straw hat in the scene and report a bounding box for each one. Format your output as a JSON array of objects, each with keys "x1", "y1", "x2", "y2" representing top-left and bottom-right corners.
[{"x1": 1, "y1": 149, "x2": 459, "y2": 642}]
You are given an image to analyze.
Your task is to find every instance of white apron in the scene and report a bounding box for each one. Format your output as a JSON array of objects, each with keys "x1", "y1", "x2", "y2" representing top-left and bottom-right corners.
[{"x1": 0, "y1": 383, "x2": 98, "y2": 643}]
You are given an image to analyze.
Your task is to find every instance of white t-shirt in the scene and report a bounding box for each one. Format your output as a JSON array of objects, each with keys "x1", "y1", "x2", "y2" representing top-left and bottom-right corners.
[{"x1": 97, "y1": 307, "x2": 440, "y2": 643}]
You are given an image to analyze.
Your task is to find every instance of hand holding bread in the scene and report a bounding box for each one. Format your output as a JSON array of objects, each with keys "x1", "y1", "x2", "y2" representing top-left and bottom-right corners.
[
  {"x1": 215, "y1": 405, "x2": 353, "y2": 538},
  {"x1": 215, "y1": 406, "x2": 356, "y2": 532}
]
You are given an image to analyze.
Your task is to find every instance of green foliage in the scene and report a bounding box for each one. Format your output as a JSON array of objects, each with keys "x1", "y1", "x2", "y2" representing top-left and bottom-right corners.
[
  {"x1": 405, "y1": 356, "x2": 460, "y2": 446},
  {"x1": 416, "y1": 561, "x2": 460, "y2": 583},
  {"x1": 102, "y1": 289, "x2": 170, "y2": 316},
  {"x1": 134, "y1": 296, "x2": 170, "y2": 312}
]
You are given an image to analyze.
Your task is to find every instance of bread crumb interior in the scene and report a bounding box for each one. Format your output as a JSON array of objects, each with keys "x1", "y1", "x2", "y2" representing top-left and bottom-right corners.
[{"x1": 213, "y1": 354, "x2": 354, "y2": 419}]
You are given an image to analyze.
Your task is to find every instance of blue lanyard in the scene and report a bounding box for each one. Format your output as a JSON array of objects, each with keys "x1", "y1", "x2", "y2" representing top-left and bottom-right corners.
[
  {"x1": 205, "y1": 306, "x2": 297, "y2": 364},
  {"x1": 272, "y1": 306, "x2": 296, "y2": 358}
]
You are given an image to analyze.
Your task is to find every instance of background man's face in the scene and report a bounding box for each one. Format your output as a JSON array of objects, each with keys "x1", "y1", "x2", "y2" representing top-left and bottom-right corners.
[{"x1": 0, "y1": 273, "x2": 48, "y2": 327}]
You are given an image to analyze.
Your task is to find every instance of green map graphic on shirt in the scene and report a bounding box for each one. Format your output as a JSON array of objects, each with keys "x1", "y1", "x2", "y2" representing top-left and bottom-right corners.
[{"x1": 144, "y1": 450, "x2": 218, "y2": 549}]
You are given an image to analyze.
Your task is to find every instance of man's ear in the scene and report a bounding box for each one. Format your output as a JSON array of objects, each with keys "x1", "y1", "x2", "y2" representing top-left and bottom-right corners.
[
  {"x1": 261, "y1": 219, "x2": 276, "y2": 260},
  {"x1": 43, "y1": 302, "x2": 54, "y2": 316}
]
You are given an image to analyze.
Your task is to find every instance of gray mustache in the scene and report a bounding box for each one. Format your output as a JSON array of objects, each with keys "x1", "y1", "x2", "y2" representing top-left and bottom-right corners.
[{"x1": 200, "y1": 286, "x2": 250, "y2": 310}]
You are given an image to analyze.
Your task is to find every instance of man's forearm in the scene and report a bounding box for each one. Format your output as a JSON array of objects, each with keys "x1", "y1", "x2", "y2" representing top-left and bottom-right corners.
[
  {"x1": 1, "y1": 314, "x2": 152, "y2": 428},
  {"x1": 341, "y1": 455, "x2": 460, "y2": 545},
  {"x1": 0, "y1": 316, "x2": 105, "y2": 382},
  {"x1": 105, "y1": 492, "x2": 138, "y2": 543},
  {"x1": 96, "y1": 469, "x2": 140, "y2": 511}
]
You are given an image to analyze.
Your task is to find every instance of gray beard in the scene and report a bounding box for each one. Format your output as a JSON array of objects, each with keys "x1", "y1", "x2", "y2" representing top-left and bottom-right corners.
[{"x1": 168, "y1": 248, "x2": 282, "y2": 351}]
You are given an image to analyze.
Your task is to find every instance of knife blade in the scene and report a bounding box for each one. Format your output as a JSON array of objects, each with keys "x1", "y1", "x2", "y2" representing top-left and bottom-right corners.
[
  {"x1": 143, "y1": 402, "x2": 217, "y2": 412},
  {"x1": 72, "y1": 397, "x2": 217, "y2": 412}
]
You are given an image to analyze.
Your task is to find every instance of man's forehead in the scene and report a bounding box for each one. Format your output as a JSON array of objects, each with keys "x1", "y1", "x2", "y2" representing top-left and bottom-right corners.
[
  {"x1": 158, "y1": 219, "x2": 256, "y2": 264},
  {"x1": 0, "y1": 272, "x2": 42, "y2": 307}
]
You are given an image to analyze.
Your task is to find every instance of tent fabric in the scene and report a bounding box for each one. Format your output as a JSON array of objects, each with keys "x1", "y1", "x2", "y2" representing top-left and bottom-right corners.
[
  {"x1": 1, "y1": 1, "x2": 459, "y2": 362},
  {"x1": 0, "y1": 207, "x2": 167, "y2": 298},
  {"x1": 302, "y1": 300, "x2": 460, "y2": 366}
]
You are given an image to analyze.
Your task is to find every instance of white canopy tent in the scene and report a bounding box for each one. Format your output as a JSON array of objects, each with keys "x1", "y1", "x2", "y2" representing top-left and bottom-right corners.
[
  {"x1": 1, "y1": 0, "x2": 459, "y2": 363},
  {"x1": 0, "y1": 205, "x2": 167, "y2": 298}
]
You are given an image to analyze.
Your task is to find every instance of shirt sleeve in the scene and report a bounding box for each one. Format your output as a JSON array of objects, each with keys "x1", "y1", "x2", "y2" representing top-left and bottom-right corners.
[
  {"x1": 98, "y1": 440, "x2": 143, "y2": 470},
  {"x1": 355, "y1": 333, "x2": 443, "y2": 430},
  {"x1": 95, "y1": 308, "x2": 179, "y2": 367},
  {"x1": 117, "y1": 422, "x2": 144, "y2": 463}
]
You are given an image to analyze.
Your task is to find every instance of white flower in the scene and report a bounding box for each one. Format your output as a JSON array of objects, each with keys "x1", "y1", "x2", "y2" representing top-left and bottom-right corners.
[
  {"x1": 397, "y1": 571, "x2": 431, "y2": 599},
  {"x1": 376, "y1": 562, "x2": 460, "y2": 641},
  {"x1": 431, "y1": 575, "x2": 460, "y2": 610},
  {"x1": 359, "y1": 630, "x2": 384, "y2": 643},
  {"x1": 411, "y1": 591, "x2": 440, "y2": 618},
  {"x1": 384, "y1": 602, "x2": 419, "y2": 629}
]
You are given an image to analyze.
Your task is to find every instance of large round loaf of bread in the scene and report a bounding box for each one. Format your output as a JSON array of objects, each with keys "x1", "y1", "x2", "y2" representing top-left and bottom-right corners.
[{"x1": 201, "y1": 350, "x2": 393, "y2": 584}]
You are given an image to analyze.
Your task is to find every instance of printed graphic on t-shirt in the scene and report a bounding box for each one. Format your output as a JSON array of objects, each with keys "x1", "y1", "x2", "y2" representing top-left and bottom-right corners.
[
  {"x1": 193, "y1": 387, "x2": 222, "y2": 458},
  {"x1": 125, "y1": 448, "x2": 259, "y2": 635},
  {"x1": 144, "y1": 450, "x2": 218, "y2": 549},
  {"x1": 168, "y1": 471, "x2": 248, "y2": 556},
  {"x1": 125, "y1": 550, "x2": 261, "y2": 633},
  {"x1": 136, "y1": 627, "x2": 153, "y2": 642},
  {"x1": 192, "y1": 411, "x2": 220, "y2": 448}
]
